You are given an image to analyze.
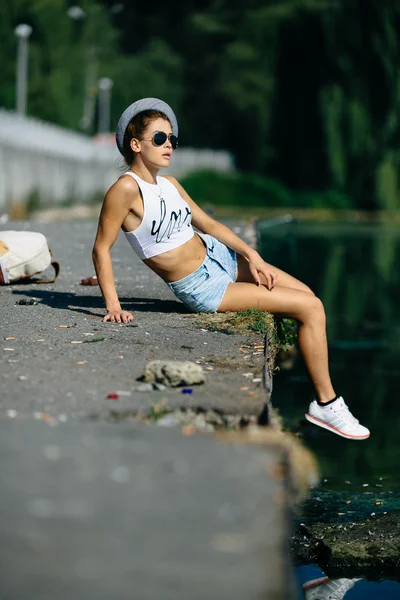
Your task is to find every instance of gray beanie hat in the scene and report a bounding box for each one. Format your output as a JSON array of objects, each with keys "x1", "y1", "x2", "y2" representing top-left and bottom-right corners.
[{"x1": 115, "y1": 97, "x2": 178, "y2": 155}]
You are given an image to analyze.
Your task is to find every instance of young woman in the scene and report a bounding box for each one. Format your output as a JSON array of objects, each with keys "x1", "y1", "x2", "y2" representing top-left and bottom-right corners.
[{"x1": 92, "y1": 98, "x2": 370, "y2": 441}]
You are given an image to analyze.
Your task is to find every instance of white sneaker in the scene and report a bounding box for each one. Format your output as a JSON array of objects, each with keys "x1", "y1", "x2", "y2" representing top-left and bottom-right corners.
[
  {"x1": 305, "y1": 397, "x2": 370, "y2": 440},
  {"x1": 303, "y1": 577, "x2": 361, "y2": 600}
]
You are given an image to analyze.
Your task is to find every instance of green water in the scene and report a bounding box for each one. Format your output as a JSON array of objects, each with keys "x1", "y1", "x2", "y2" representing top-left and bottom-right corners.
[{"x1": 258, "y1": 220, "x2": 400, "y2": 509}]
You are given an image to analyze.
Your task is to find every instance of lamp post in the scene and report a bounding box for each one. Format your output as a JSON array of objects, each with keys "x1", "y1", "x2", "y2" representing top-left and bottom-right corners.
[
  {"x1": 97, "y1": 77, "x2": 113, "y2": 134},
  {"x1": 14, "y1": 24, "x2": 32, "y2": 116}
]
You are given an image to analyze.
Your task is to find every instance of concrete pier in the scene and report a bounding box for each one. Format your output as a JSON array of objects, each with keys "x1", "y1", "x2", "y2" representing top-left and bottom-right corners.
[{"x1": 0, "y1": 220, "x2": 294, "y2": 599}]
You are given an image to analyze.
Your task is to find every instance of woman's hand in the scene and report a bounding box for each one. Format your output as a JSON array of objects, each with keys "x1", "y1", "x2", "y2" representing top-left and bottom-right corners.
[
  {"x1": 248, "y1": 254, "x2": 278, "y2": 291},
  {"x1": 103, "y1": 310, "x2": 134, "y2": 323}
]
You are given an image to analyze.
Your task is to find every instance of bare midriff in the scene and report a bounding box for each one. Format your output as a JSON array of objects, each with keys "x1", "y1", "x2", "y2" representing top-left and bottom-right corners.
[{"x1": 143, "y1": 232, "x2": 206, "y2": 283}]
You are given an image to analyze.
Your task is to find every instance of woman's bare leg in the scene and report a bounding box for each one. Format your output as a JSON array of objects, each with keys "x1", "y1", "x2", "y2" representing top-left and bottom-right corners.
[
  {"x1": 217, "y1": 281, "x2": 336, "y2": 403},
  {"x1": 236, "y1": 254, "x2": 315, "y2": 294}
]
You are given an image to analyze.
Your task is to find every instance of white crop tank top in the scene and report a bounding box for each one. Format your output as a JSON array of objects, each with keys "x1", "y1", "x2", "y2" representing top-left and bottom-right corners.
[{"x1": 122, "y1": 172, "x2": 194, "y2": 260}]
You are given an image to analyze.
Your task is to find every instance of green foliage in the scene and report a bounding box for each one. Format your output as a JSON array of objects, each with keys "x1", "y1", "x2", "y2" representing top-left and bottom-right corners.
[
  {"x1": 275, "y1": 317, "x2": 298, "y2": 350},
  {"x1": 2, "y1": 0, "x2": 400, "y2": 210},
  {"x1": 0, "y1": 0, "x2": 183, "y2": 133},
  {"x1": 236, "y1": 308, "x2": 273, "y2": 334},
  {"x1": 147, "y1": 400, "x2": 170, "y2": 422},
  {"x1": 296, "y1": 190, "x2": 352, "y2": 210},
  {"x1": 180, "y1": 169, "x2": 353, "y2": 209},
  {"x1": 220, "y1": 309, "x2": 298, "y2": 351},
  {"x1": 180, "y1": 169, "x2": 292, "y2": 207},
  {"x1": 109, "y1": 38, "x2": 183, "y2": 131}
]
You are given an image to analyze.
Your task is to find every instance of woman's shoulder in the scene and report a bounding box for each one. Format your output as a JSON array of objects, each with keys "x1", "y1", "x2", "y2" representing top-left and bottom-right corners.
[
  {"x1": 109, "y1": 173, "x2": 141, "y2": 196},
  {"x1": 160, "y1": 175, "x2": 182, "y2": 194},
  {"x1": 161, "y1": 174, "x2": 179, "y2": 186},
  {"x1": 102, "y1": 174, "x2": 141, "y2": 210}
]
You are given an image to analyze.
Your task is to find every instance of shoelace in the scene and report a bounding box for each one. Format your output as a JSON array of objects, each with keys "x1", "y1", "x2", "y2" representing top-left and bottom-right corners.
[
  {"x1": 331, "y1": 401, "x2": 359, "y2": 425},
  {"x1": 325, "y1": 578, "x2": 359, "y2": 599}
]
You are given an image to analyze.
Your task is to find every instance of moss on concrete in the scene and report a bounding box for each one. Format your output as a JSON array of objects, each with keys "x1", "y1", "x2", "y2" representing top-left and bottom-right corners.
[{"x1": 292, "y1": 512, "x2": 400, "y2": 579}]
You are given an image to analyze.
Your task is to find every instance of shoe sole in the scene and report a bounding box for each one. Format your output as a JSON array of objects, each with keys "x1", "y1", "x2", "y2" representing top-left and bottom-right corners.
[
  {"x1": 305, "y1": 414, "x2": 370, "y2": 440},
  {"x1": 302, "y1": 576, "x2": 331, "y2": 590}
]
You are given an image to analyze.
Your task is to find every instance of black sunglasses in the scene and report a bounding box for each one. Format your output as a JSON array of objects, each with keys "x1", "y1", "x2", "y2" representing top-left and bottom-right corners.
[{"x1": 143, "y1": 131, "x2": 178, "y2": 150}]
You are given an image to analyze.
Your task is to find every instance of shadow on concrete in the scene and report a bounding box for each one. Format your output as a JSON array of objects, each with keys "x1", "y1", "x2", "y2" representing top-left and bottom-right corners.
[{"x1": 11, "y1": 289, "x2": 190, "y2": 316}]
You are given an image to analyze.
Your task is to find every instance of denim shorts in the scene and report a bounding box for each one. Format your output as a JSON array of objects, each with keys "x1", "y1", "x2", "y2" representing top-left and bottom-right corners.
[{"x1": 167, "y1": 233, "x2": 238, "y2": 313}]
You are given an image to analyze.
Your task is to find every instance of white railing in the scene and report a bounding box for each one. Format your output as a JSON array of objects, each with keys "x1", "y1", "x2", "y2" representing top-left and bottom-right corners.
[{"x1": 0, "y1": 109, "x2": 234, "y2": 213}]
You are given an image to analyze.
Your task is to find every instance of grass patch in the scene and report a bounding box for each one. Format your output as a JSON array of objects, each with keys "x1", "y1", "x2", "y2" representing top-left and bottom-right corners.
[
  {"x1": 234, "y1": 308, "x2": 273, "y2": 334},
  {"x1": 196, "y1": 311, "x2": 298, "y2": 378},
  {"x1": 197, "y1": 310, "x2": 275, "y2": 336},
  {"x1": 146, "y1": 400, "x2": 171, "y2": 422}
]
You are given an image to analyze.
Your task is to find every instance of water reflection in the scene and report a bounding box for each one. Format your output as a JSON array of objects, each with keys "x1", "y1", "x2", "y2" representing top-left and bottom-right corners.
[
  {"x1": 258, "y1": 220, "x2": 400, "y2": 593},
  {"x1": 258, "y1": 220, "x2": 400, "y2": 490},
  {"x1": 296, "y1": 565, "x2": 400, "y2": 599}
]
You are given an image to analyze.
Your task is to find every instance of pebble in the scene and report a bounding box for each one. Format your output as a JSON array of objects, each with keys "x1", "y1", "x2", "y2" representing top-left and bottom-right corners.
[
  {"x1": 156, "y1": 415, "x2": 180, "y2": 427},
  {"x1": 153, "y1": 382, "x2": 166, "y2": 391},
  {"x1": 136, "y1": 383, "x2": 154, "y2": 392},
  {"x1": 16, "y1": 298, "x2": 39, "y2": 305},
  {"x1": 7, "y1": 409, "x2": 17, "y2": 418}
]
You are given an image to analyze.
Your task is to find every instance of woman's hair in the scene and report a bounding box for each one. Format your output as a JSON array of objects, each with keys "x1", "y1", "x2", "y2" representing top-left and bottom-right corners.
[{"x1": 122, "y1": 109, "x2": 170, "y2": 165}]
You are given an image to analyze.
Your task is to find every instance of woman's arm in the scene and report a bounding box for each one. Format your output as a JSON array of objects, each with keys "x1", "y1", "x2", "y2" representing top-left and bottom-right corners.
[
  {"x1": 92, "y1": 180, "x2": 137, "y2": 322},
  {"x1": 165, "y1": 176, "x2": 277, "y2": 289}
]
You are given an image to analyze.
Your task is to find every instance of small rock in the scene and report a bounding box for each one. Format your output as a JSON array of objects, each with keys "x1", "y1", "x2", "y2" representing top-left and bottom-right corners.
[
  {"x1": 153, "y1": 382, "x2": 166, "y2": 391},
  {"x1": 16, "y1": 298, "x2": 39, "y2": 305},
  {"x1": 136, "y1": 383, "x2": 154, "y2": 392},
  {"x1": 141, "y1": 360, "x2": 205, "y2": 387},
  {"x1": 156, "y1": 415, "x2": 179, "y2": 427}
]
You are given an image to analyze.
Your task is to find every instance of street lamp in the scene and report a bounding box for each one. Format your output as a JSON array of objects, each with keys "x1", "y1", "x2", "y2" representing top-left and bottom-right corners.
[
  {"x1": 97, "y1": 77, "x2": 113, "y2": 134},
  {"x1": 14, "y1": 24, "x2": 32, "y2": 116}
]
